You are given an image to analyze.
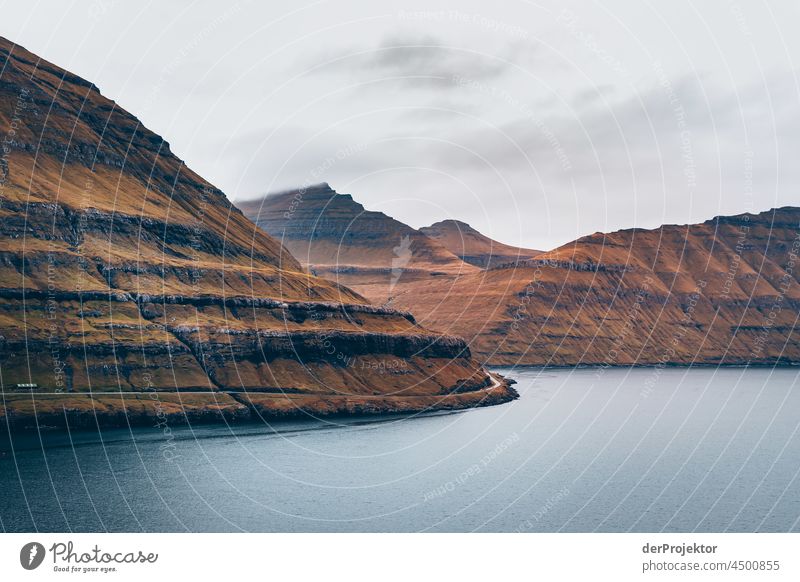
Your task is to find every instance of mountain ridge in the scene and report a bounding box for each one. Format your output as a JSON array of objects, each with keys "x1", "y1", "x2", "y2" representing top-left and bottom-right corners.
[
  {"x1": 242, "y1": 181, "x2": 800, "y2": 367},
  {"x1": 0, "y1": 37, "x2": 517, "y2": 430}
]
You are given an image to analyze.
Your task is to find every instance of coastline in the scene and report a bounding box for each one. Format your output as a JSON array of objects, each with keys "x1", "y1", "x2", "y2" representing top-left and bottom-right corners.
[{"x1": 0, "y1": 375, "x2": 518, "y2": 434}]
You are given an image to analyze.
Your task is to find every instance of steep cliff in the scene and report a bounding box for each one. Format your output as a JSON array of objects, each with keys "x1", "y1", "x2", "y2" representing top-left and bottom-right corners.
[{"x1": 0, "y1": 37, "x2": 516, "y2": 430}]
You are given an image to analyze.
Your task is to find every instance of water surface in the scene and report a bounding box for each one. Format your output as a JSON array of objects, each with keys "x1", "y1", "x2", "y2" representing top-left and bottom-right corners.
[{"x1": 2, "y1": 367, "x2": 799, "y2": 532}]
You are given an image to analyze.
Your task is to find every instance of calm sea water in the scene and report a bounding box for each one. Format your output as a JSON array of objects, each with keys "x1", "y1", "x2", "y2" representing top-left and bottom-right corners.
[{"x1": 1, "y1": 367, "x2": 799, "y2": 532}]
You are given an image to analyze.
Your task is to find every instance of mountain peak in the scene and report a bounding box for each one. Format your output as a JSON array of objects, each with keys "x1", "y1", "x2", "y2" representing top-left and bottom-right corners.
[
  {"x1": 420, "y1": 219, "x2": 542, "y2": 269},
  {"x1": 426, "y1": 218, "x2": 477, "y2": 231}
]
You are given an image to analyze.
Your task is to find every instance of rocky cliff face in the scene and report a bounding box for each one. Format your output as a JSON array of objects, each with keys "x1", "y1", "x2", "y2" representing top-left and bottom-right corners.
[
  {"x1": 238, "y1": 183, "x2": 478, "y2": 304},
  {"x1": 420, "y1": 219, "x2": 542, "y2": 269},
  {"x1": 390, "y1": 207, "x2": 800, "y2": 366},
  {"x1": 0, "y1": 37, "x2": 516, "y2": 430}
]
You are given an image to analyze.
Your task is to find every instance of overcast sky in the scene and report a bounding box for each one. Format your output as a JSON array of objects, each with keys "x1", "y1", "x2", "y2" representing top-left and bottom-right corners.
[{"x1": 3, "y1": 0, "x2": 799, "y2": 249}]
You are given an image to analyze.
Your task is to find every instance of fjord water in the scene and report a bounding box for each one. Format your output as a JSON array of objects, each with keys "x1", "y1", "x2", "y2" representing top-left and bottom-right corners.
[{"x1": 2, "y1": 368, "x2": 799, "y2": 532}]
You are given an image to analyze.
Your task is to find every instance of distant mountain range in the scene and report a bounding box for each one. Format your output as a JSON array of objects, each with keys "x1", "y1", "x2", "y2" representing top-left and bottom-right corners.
[
  {"x1": 0, "y1": 37, "x2": 515, "y2": 430},
  {"x1": 241, "y1": 186, "x2": 800, "y2": 367}
]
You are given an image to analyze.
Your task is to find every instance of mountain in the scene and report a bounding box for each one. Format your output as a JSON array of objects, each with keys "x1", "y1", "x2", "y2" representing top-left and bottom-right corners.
[
  {"x1": 389, "y1": 207, "x2": 800, "y2": 366},
  {"x1": 420, "y1": 219, "x2": 542, "y2": 269},
  {"x1": 0, "y1": 38, "x2": 516, "y2": 430},
  {"x1": 243, "y1": 184, "x2": 799, "y2": 367},
  {"x1": 238, "y1": 183, "x2": 479, "y2": 304}
]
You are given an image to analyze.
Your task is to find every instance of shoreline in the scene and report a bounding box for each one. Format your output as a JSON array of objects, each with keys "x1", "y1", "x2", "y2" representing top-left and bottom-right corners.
[{"x1": 0, "y1": 375, "x2": 519, "y2": 434}]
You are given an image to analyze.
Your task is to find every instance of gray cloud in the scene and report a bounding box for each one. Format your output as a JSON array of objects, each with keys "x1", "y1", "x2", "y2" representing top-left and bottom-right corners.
[{"x1": 302, "y1": 32, "x2": 537, "y2": 90}]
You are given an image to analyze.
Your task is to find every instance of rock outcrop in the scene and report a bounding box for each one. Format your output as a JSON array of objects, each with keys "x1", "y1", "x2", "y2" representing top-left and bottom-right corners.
[{"x1": 0, "y1": 37, "x2": 516, "y2": 430}]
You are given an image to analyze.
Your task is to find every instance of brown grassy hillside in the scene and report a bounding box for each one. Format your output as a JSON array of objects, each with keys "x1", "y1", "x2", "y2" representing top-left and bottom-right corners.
[
  {"x1": 0, "y1": 37, "x2": 516, "y2": 429},
  {"x1": 390, "y1": 207, "x2": 800, "y2": 366}
]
